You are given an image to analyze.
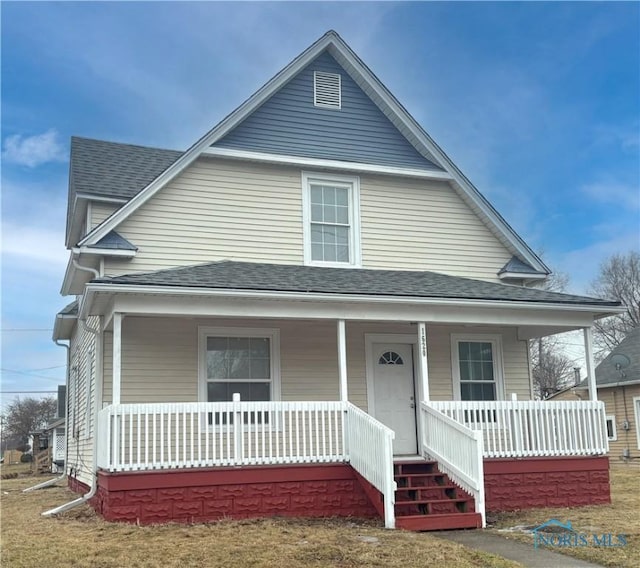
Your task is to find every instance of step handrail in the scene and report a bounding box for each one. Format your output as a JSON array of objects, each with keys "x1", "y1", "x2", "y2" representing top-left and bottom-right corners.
[{"x1": 420, "y1": 402, "x2": 485, "y2": 527}]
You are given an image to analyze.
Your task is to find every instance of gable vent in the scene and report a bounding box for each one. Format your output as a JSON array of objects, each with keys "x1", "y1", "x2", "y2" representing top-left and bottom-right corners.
[{"x1": 314, "y1": 71, "x2": 341, "y2": 109}]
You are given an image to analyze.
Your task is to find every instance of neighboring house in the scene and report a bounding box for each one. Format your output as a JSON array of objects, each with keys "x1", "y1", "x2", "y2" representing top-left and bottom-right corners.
[
  {"x1": 549, "y1": 327, "x2": 640, "y2": 461},
  {"x1": 31, "y1": 418, "x2": 66, "y2": 474},
  {"x1": 52, "y1": 31, "x2": 620, "y2": 530}
]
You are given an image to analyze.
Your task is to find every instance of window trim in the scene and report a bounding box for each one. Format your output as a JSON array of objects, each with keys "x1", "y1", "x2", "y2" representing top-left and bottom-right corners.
[
  {"x1": 302, "y1": 171, "x2": 361, "y2": 268},
  {"x1": 197, "y1": 326, "x2": 281, "y2": 403},
  {"x1": 83, "y1": 344, "x2": 95, "y2": 440},
  {"x1": 451, "y1": 334, "x2": 505, "y2": 401},
  {"x1": 605, "y1": 415, "x2": 617, "y2": 442},
  {"x1": 634, "y1": 397, "x2": 640, "y2": 450}
]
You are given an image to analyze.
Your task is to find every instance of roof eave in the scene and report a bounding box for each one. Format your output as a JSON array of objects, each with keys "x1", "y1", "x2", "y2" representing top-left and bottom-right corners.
[{"x1": 83, "y1": 280, "x2": 623, "y2": 315}]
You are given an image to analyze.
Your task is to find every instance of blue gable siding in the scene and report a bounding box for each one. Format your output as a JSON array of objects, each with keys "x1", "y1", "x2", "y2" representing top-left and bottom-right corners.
[{"x1": 213, "y1": 51, "x2": 442, "y2": 171}]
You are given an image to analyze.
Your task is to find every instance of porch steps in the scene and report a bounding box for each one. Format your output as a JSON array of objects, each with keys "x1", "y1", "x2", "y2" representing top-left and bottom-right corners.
[{"x1": 394, "y1": 460, "x2": 482, "y2": 531}]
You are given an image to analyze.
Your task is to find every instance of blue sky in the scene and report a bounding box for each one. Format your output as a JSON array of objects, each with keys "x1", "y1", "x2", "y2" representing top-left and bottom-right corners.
[{"x1": 1, "y1": 2, "x2": 639, "y2": 409}]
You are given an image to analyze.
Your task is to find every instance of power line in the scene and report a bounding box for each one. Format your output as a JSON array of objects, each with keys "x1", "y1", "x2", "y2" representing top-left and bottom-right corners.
[
  {"x1": 3, "y1": 365, "x2": 65, "y2": 372},
  {"x1": 1, "y1": 369, "x2": 63, "y2": 381},
  {"x1": 1, "y1": 391, "x2": 58, "y2": 394},
  {"x1": 1, "y1": 329, "x2": 54, "y2": 332}
]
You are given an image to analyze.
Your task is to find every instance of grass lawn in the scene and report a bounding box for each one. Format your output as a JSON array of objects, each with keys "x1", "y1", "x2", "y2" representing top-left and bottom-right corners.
[
  {"x1": 488, "y1": 463, "x2": 639, "y2": 568},
  {"x1": 0, "y1": 464, "x2": 519, "y2": 568}
]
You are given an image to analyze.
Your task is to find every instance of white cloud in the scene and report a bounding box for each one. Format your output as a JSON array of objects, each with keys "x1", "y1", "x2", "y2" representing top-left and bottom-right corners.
[
  {"x1": 1, "y1": 222, "x2": 67, "y2": 270},
  {"x1": 2, "y1": 129, "x2": 66, "y2": 167},
  {"x1": 582, "y1": 180, "x2": 640, "y2": 211}
]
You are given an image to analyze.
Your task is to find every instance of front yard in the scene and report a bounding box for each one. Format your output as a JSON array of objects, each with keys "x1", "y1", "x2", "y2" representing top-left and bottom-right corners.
[
  {"x1": 0, "y1": 463, "x2": 516, "y2": 568},
  {"x1": 1, "y1": 462, "x2": 637, "y2": 567},
  {"x1": 488, "y1": 463, "x2": 639, "y2": 568}
]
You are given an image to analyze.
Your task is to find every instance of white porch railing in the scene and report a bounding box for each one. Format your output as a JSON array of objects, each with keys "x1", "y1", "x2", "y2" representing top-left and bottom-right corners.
[
  {"x1": 96, "y1": 401, "x2": 397, "y2": 528},
  {"x1": 429, "y1": 400, "x2": 609, "y2": 458},
  {"x1": 420, "y1": 402, "x2": 485, "y2": 527},
  {"x1": 345, "y1": 403, "x2": 396, "y2": 529}
]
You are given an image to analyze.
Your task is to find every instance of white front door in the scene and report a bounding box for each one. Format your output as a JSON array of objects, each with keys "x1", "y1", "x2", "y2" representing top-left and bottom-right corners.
[{"x1": 371, "y1": 343, "x2": 417, "y2": 455}]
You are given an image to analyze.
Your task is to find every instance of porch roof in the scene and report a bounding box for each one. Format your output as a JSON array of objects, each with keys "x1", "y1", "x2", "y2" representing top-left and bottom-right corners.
[{"x1": 93, "y1": 260, "x2": 618, "y2": 307}]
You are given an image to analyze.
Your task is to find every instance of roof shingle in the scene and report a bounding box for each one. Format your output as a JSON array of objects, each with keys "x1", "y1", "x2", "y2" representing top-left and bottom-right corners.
[{"x1": 93, "y1": 261, "x2": 619, "y2": 306}]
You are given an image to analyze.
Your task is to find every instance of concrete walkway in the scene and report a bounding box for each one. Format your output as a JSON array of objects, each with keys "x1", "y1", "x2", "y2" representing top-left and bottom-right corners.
[{"x1": 436, "y1": 530, "x2": 604, "y2": 568}]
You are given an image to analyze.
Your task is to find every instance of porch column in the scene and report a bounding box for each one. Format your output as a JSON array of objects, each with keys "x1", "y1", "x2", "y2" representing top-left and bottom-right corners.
[
  {"x1": 337, "y1": 319, "x2": 348, "y2": 402},
  {"x1": 113, "y1": 312, "x2": 122, "y2": 405},
  {"x1": 417, "y1": 322, "x2": 430, "y2": 402},
  {"x1": 583, "y1": 327, "x2": 597, "y2": 401}
]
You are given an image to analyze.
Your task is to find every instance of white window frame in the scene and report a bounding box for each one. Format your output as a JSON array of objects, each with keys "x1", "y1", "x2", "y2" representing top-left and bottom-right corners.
[
  {"x1": 634, "y1": 397, "x2": 640, "y2": 450},
  {"x1": 83, "y1": 344, "x2": 95, "y2": 440},
  {"x1": 451, "y1": 334, "x2": 505, "y2": 401},
  {"x1": 605, "y1": 415, "x2": 617, "y2": 442},
  {"x1": 197, "y1": 326, "x2": 281, "y2": 404},
  {"x1": 302, "y1": 171, "x2": 361, "y2": 268}
]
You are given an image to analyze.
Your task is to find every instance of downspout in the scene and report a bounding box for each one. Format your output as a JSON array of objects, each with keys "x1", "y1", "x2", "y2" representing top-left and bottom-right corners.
[
  {"x1": 23, "y1": 340, "x2": 70, "y2": 492},
  {"x1": 72, "y1": 258, "x2": 100, "y2": 279},
  {"x1": 42, "y1": 316, "x2": 102, "y2": 516}
]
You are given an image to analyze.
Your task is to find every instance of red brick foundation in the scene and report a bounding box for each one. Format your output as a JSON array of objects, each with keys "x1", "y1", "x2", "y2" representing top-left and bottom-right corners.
[
  {"x1": 86, "y1": 464, "x2": 379, "y2": 525},
  {"x1": 483, "y1": 456, "x2": 610, "y2": 512}
]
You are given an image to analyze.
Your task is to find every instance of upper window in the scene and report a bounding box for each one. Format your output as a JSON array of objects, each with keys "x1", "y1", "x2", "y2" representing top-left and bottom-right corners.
[
  {"x1": 199, "y1": 327, "x2": 280, "y2": 403},
  {"x1": 302, "y1": 172, "x2": 361, "y2": 267},
  {"x1": 314, "y1": 71, "x2": 341, "y2": 109},
  {"x1": 451, "y1": 335, "x2": 504, "y2": 401}
]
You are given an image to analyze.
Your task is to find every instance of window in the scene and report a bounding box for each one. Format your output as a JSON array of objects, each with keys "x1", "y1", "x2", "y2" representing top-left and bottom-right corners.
[
  {"x1": 605, "y1": 415, "x2": 617, "y2": 442},
  {"x1": 302, "y1": 172, "x2": 361, "y2": 267},
  {"x1": 451, "y1": 335, "x2": 504, "y2": 401},
  {"x1": 314, "y1": 71, "x2": 341, "y2": 109},
  {"x1": 378, "y1": 351, "x2": 404, "y2": 365},
  {"x1": 199, "y1": 327, "x2": 280, "y2": 404}
]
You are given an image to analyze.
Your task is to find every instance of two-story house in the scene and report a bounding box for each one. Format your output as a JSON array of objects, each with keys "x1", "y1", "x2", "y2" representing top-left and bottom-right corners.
[{"x1": 50, "y1": 31, "x2": 619, "y2": 530}]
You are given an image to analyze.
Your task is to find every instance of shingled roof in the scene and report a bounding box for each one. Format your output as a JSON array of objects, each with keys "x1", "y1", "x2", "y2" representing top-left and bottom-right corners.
[
  {"x1": 577, "y1": 327, "x2": 640, "y2": 388},
  {"x1": 92, "y1": 260, "x2": 618, "y2": 306},
  {"x1": 69, "y1": 137, "x2": 182, "y2": 201},
  {"x1": 498, "y1": 256, "x2": 545, "y2": 275},
  {"x1": 58, "y1": 300, "x2": 78, "y2": 317},
  {"x1": 88, "y1": 230, "x2": 137, "y2": 251}
]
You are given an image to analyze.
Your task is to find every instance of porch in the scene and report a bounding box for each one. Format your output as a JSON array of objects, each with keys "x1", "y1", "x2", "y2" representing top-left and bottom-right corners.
[
  {"x1": 74, "y1": 274, "x2": 618, "y2": 529},
  {"x1": 93, "y1": 398, "x2": 609, "y2": 529}
]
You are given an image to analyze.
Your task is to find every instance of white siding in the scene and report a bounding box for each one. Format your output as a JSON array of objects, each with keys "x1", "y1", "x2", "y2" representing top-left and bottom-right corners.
[
  {"x1": 104, "y1": 159, "x2": 304, "y2": 276},
  {"x1": 104, "y1": 158, "x2": 513, "y2": 281},
  {"x1": 66, "y1": 316, "x2": 99, "y2": 487},
  {"x1": 102, "y1": 317, "x2": 531, "y2": 411},
  {"x1": 90, "y1": 203, "x2": 120, "y2": 231},
  {"x1": 360, "y1": 176, "x2": 512, "y2": 279}
]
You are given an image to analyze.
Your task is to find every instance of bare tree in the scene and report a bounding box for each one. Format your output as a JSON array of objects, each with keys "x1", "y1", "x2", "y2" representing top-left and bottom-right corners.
[
  {"x1": 531, "y1": 345, "x2": 576, "y2": 399},
  {"x1": 1, "y1": 397, "x2": 57, "y2": 450},
  {"x1": 529, "y1": 269, "x2": 575, "y2": 398},
  {"x1": 588, "y1": 251, "x2": 640, "y2": 357}
]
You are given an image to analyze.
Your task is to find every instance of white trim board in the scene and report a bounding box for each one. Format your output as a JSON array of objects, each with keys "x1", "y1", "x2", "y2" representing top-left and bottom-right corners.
[
  {"x1": 634, "y1": 397, "x2": 640, "y2": 451},
  {"x1": 203, "y1": 147, "x2": 453, "y2": 181}
]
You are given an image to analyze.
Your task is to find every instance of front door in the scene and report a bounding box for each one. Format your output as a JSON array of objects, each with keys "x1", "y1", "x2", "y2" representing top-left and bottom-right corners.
[{"x1": 371, "y1": 343, "x2": 417, "y2": 455}]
